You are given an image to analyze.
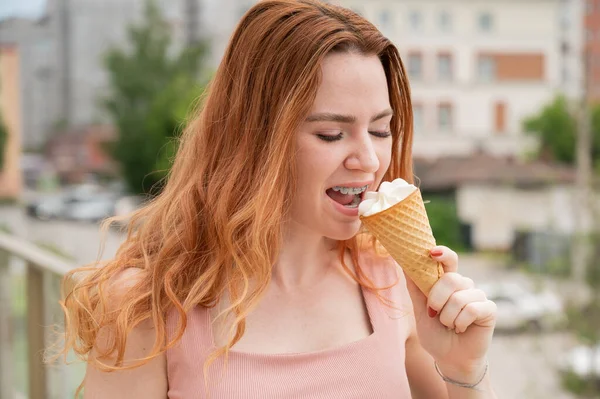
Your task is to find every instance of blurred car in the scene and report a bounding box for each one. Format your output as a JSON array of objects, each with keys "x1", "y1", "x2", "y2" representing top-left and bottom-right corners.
[
  {"x1": 61, "y1": 196, "x2": 116, "y2": 223},
  {"x1": 26, "y1": 194, "x2": 66, "y2": 220},
  {"x1": 478, "y1": 281, "x2": 566, "y2": 333},
  {"x1": 559, "y1": 344, "x2": 600, "y2": 379},
  {"x1": 27, "y1": 184, "x2": 118, "y2": 222}
]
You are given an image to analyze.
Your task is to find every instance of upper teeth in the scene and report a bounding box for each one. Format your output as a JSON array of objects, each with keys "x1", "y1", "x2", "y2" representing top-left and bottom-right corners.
[{"x1": 332, "y1": 185, "x2": 368, "y2": 195}]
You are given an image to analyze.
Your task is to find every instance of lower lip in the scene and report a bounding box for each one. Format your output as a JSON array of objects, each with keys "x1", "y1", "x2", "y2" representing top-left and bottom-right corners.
[{"x1": 327, "y1": 194, "x2": 361, "y2": 217}]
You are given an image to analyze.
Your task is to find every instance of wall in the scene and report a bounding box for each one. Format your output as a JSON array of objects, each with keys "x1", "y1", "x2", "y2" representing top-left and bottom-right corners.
[{"x1": 457, "y1": 183, "x2": 579, "y2": 250}]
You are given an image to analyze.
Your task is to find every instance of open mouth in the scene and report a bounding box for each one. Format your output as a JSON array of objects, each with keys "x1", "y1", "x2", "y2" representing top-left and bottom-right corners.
[{"x1": 325, "y1": 185, "x2": 368, "y2": 209}]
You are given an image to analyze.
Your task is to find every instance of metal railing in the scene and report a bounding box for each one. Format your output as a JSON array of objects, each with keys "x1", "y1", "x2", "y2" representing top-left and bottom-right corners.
[{"x1": 0, "y1": 232, "x2": 83, "y2": 399}]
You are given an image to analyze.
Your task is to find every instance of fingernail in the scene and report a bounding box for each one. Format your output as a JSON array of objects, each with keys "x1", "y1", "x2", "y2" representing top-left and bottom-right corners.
[
  {"x1": 430, "y1": 249, "x2": 443, "y2": 257},
  {"x1": 428, "y1": 307, "x2": 438, "y2": 318}
]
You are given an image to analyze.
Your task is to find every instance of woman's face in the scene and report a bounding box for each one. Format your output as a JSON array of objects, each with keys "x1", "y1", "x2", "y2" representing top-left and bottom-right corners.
[{"x1": 292, "y1": 51, "x2": 394, "y2": 241}]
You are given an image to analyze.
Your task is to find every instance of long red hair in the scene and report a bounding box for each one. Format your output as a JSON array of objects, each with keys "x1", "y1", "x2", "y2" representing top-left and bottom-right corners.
[{"x1": 59, "y1": 0, "x2": 414, "y2": 387}]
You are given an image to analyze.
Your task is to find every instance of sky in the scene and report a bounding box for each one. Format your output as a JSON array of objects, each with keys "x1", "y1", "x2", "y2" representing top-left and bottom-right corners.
[{"x1": 0, "y1": 0, "x2": 46, "y2": 20}]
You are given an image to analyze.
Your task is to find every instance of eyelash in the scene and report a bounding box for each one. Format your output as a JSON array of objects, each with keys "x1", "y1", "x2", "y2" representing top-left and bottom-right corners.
[{"x1": 317, "y1": 131, "x2": 392, "y2": 142}]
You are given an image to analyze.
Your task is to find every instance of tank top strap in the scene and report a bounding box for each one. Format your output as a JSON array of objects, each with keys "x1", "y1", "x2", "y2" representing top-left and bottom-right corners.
[{"x1": 358, "y1": 250, "x2": 415, "y2": 331}]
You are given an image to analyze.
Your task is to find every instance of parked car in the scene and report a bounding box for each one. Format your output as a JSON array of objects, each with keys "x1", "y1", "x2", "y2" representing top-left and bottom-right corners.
[
  {"x1": 26, "y1": 194, "x2": 66, "y2": 221},
  {"x1": 27, "y1": 184, "x2": 118, "y2": 223},
  {"x1": 61, "y1": 196, "x2": 116, "y2": 223},
  {"x1": 478, "y1": 281, "x2": 566, "y2": 333}
]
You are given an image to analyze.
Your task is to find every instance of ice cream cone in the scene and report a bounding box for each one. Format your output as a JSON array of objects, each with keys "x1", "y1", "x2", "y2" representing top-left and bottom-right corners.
[{"x1": 359, "y1": 189, "x2": 443, "y2": 296}]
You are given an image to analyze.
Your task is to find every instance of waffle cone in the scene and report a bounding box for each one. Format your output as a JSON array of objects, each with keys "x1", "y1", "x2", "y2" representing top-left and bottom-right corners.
[{"x1": 359, "y1": 189, "x2": 443, "y2": 296}]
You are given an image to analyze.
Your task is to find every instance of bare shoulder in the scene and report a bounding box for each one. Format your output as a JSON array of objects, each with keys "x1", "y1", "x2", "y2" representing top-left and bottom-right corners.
[{"x1": 83, "y1": 268, "x2": 168, "y2": 399}]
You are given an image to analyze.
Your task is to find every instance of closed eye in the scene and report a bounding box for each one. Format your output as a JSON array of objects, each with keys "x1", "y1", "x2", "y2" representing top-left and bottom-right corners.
[
  {"x1": 316, "y1": 132, "x2": 343, "y2": 142},
  {"x1": 370, "y1": 131, "x2": 391, "y2": 138}
]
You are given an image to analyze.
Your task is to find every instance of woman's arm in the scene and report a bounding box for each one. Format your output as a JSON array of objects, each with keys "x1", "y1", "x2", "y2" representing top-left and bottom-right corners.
[
  {"x1": 404, "y1": 246, "x2": 498, "y2": 399},
  {"x1": 405, "y1": 331, "x2": 497, "y2": 399},
  {"x1": 405, "y1": 332, "x2": 448, "y2": 398},
  {"x1": 83, "y1": 269, "x2": 168, "y2": 399},
  {"x1": 84, "y1": 319, "x2": 168, "y2": 398}
]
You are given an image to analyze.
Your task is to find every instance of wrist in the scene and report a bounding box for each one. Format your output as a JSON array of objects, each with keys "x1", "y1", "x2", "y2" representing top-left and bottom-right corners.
[{"x1": 435, "y1": 359, "x2": 488, "y2": 386}]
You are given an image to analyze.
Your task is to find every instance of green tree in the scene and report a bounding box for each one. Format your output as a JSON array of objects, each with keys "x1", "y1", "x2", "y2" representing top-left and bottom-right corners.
[
  {"x1": 425, "y1": 195, "x2": 467, "y2": 252},
  {"x1": 0, "y1": 112, "x2": 7, "y2": 171},
  {"x1": 103, "y1": 0, "x2": 207, "y2": 195},
  {"x1": 523, "y1": 95, "x2": 600, "y2": 167}
]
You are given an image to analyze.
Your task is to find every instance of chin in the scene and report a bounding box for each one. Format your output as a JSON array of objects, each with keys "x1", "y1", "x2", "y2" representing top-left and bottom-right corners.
[{"x1": 325, "y1": 221, "x2": 362, "y2": 241}]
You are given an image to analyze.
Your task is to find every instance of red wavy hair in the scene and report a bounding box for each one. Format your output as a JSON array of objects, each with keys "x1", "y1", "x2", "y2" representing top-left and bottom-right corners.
[{"x1": 58, "y1": 0, "x2": 414, "y2": 390}]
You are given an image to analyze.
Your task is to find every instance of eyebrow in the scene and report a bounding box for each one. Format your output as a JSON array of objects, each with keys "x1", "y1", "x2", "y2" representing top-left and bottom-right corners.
[{"x1": 305, "y1": 108, "x2": 394, "y2": 123}]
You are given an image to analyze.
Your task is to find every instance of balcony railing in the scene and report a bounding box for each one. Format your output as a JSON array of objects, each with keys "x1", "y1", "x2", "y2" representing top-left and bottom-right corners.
[{"x1": 0, "y1": 232, "x2": 84, "y2": 399}]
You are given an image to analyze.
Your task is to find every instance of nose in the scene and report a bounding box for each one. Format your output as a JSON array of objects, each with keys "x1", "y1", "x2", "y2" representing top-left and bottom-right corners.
[{"x1": 344, "y1": 133, "x2": 380, "y2": 173}]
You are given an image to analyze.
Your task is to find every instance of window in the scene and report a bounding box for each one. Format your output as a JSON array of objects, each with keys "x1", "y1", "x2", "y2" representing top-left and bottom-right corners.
[
  {"x1": 478, "y1": 55, "x2": 496, "y2": 81},
  {"x1": 494, "y1": 102, "x2": 506, "y2": 133},
  {"x1": 413, "y1": 104, "x2": 424, "y2": 132},
  {"x1": 478, "y1": 12, "x2": 493, "y2": 32},
  {"x1": 407, "y1": 53, "x2": 423, "y2": 80},
  {"x1": 409, "y1": 10, "x2": 423, "y2": 31},
  {"x1": 437, "y1": 53, "x2": 453, "y2": 81},
  {"x1": 438, "y1": 103, "x2": 453, "y2": 131},
  {"x1": 439, "y1": 11, "x2": 452, "y2": 32}
]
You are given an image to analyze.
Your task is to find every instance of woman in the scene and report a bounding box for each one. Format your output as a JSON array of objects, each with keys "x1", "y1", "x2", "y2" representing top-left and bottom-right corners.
[{"x1": 61, "y1": 1, "x2": 498, "y2": 397}]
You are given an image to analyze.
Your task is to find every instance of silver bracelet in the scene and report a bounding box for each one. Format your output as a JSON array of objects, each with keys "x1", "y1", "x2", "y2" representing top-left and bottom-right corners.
[{"x1": 434, "y1": 361, "x2": 488, "y2": 390}]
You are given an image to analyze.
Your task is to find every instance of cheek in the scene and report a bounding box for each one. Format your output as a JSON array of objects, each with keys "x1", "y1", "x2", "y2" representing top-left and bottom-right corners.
[{"x1": 377, "y1": 143, "x2": 393, "y2": 173}]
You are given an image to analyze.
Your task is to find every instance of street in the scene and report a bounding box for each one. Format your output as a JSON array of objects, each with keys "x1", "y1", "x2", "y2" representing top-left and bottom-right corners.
[{"x1": 0, "y1": 205, "x2": 580, "y2": 398}]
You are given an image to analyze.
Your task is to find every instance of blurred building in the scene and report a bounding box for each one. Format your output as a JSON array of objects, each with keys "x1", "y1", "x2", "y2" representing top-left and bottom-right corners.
[
  {"x1": 0, "y1": 0, "x2": 230, "y2": 150},
  {"x1": 45, "y1": 125, "x2": 117, "y2": 184},
  {"x1": 416, "y1": 154, "x2": 577, "y2": 250},
  {"x1": 0, "y1": 16, "x2": 57, "y2": 150},
  {"x1": 585, "y1": 0, "x2": 600, "y2": 101},
  {"x1": 0, "y1": 44, "x2": 23, "y2": 199},
  {"x1": 336, "y1": 0, "x2": 584, "y2": 160}
]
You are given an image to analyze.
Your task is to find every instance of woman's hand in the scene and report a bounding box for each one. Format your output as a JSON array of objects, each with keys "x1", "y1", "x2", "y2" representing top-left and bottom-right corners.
[{"x1": 405, "y1": 245, "x2": 497, "y2": 383}]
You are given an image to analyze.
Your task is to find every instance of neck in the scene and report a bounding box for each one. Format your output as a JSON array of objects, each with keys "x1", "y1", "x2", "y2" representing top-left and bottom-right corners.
[{"x1": 272, "y1": 221, "x2": 341, "y2": 291}]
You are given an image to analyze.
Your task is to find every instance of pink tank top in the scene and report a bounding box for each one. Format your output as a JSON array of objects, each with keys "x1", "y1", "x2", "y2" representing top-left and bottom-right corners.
[{"x1": 166, "y1": 252, "x2": 414, "y2": 398}]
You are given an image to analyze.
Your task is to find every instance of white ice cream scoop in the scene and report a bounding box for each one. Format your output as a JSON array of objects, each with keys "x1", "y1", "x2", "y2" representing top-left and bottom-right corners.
[{"x1": 358, "y1": 178, "x2": 418, "y2": 217}]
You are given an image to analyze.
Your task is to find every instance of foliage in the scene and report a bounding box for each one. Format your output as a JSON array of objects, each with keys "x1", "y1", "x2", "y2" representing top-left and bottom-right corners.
[
  {"x1": 523, "y1": 96, "x2": 577, "y2": 163},
  {"x1": 523, "y1": 95, "x2": 600, "y2": 167},
  {"x1": 561, "y1": 371, "x2": 600, "y2": 398},
  {"x1": 103, "y1": 0, "x2": 208, "y2": 195},
  {"x1": 424, "y1": 195, "x2": 467, "y2": 252}
]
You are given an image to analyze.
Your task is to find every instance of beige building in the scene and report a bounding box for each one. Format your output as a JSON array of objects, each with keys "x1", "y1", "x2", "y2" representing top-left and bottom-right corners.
[
  {"x1": 416, "y1": 155, "x2": 578, "y2": 250},
  {"x1": 334, "y1": 0, "x2": 582, "y2": 160},
  {"x1": 0, "y1": 44, "x2": 23, "y2": 200}
]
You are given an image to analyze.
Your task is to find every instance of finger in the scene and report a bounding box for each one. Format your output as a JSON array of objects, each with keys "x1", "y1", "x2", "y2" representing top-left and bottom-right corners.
[
  {"x1": 438, "y1": 289, "x2": 487, "y2": 330},
  {"x1": 427, "y1": 273, "x2": 474, "y2": 313},
  {"x1": 430, "y1": 246, "x2": 459, "y2": 273},
  {"x1": 454, "y1": 300, "x2": 498, "y2": 334}
]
